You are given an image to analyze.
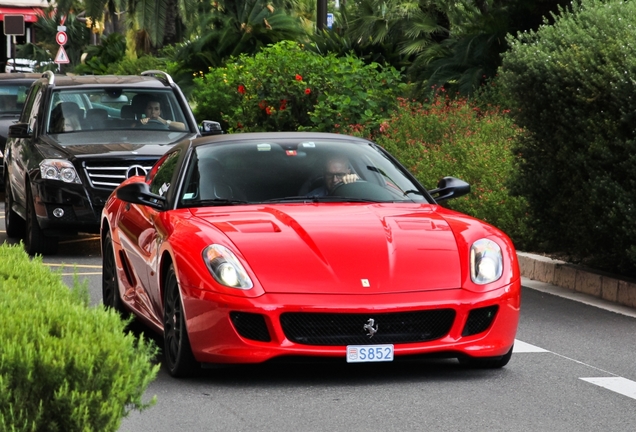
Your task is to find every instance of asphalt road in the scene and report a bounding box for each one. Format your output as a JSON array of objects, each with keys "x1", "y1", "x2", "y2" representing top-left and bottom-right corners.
[{"x1": 2, "y1": 203, "x2": 635, "y2": 432}]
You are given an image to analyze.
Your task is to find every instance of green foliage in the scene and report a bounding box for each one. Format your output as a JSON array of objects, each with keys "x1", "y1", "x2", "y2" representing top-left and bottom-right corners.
[
  {"x1": 0, "y1": 244, "x2": 159, "y2": 432},
  {"x1": 73, "y1": 32, "x2": 127, "y2": 75},
  {"x1": 110, "y1": 55, "x2": 167, "y2": 75},
  {"x1": 191, "y1": 41, "x2": 406, "y2": 132},
  {"x1": 499, "y1": 0, "x2": 636, "y2": 275},
  {"x1": 368, "y1": 93, "x2": 530, "y2": 243}
]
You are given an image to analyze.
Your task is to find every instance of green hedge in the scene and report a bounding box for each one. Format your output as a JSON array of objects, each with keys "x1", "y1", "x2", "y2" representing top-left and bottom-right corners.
[
  {"x1": 499, "y1": 0, "x2": 636, "y2": 274},
  {"x1": 366, "y1": 94, "x2": 529, "y2": 243},
  {"x1": 191, "y1": 40, "x2": 405, "y2": 133},
  {"x1": 0, "y1": 245, "x2": 159, "y2": 432}
]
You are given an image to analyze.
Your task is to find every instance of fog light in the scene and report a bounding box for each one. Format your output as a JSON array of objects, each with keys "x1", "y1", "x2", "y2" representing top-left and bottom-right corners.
[{"x1": 52, "y1": 208, "x2": 65, "y2": 218}]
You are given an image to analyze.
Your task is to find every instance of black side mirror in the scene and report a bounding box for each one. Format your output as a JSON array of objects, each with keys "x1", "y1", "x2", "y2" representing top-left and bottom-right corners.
[
  {"x1": 428, "y1": 176, "x2": 470, "y2": 202},
  {"x1": 116, "y1": 182, "x2": 166, "y2": 210},
  {"x1": 8, "y1": 123, "x2": 31, "y2": 139},
  {"x1": 200, "y1": 120, "x2": 224, "y2": 136}
]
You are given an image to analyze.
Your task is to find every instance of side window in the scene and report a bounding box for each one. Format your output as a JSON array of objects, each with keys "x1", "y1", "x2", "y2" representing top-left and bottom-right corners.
[
  {"x1": 20, "y1": 84, "x2": 43, "y2": 134},
  {"x1": 149, "y1": 150, "x2": 180, "y2": 197}
]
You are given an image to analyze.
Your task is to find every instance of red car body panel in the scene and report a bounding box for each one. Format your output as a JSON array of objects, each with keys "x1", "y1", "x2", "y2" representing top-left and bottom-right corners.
[{"x1": 103, "y1": 182, "x2": 520, "y2": 365}]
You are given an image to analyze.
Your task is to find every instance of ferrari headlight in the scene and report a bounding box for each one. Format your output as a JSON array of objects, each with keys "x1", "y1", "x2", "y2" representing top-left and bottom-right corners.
[
  {"x1": 470, "y1": 239, "x2": 503, "y2": 285},
  {"x1": 203, "y1": 244, "x2": 253, "y2": 289},
  {"x1": 40, "y1": 159, "x2": 81, "y2": 184}
]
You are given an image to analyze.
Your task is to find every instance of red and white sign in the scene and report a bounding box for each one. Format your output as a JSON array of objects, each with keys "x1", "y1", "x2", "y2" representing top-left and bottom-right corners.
[
  {"x1": 54, "y1": 46, "x2": 70, "y2": 64},
  {"x1": 55, "y1": 31, "x2": 67, "y2": 45}
]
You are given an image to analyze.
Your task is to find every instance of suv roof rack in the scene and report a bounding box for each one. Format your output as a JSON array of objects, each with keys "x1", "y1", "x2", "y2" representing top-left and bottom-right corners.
[
  {"x1": 42, "y1": 70, "x2": 55, "y2": 85},
  {"x1": 141, "y1": 70, "x2": 174, "y2": 86}
]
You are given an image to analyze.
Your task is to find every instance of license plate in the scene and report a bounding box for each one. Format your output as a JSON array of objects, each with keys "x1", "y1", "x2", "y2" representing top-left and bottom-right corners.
[{"x1": 346, "y1": 344, "x2": 394, "y2": 363}]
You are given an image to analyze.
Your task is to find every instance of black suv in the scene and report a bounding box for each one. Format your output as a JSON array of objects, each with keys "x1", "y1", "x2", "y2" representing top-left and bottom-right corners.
[{"x1": 5, "y1": 70, "x2": 221, "y2": 255}]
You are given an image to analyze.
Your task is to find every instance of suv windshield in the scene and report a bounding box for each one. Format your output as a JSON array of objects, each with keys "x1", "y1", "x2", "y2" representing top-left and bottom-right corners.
[
  {"x1": 0, "y1": 84, "x2": 30, "y2": 115},
  {"x1": 46, "y1": 88, "x2": 190, "y2": 135}
]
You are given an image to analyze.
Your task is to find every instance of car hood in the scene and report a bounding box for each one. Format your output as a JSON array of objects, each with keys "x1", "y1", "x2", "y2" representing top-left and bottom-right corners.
[
  {"x1": 191, "y1": 204, "x2": 463, "y2": 295},
  {"x1": 41, "y1": 130, "x2": 193, "y2": 158}
]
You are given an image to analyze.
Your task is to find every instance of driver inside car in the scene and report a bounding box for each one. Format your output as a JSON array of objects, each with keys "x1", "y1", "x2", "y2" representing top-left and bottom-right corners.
[
  {"x1": 307, "y1": 155, "x2": 359, "y2": 196},
  {"x1": 138, "y1": 99, "x2": 186, "y2": 131}
]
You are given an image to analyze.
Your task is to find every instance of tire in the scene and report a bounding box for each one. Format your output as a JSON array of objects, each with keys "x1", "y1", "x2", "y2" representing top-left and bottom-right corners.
[
  {"x1": 102, "y1": 231, "x2": 128, "y2": 316},
  {"x1": 458, "y1": 345, "x2": 513, "y2": 369},
  {"x1": 163, "y1": 263, "x2": 199, "y2": 377},
  {"x1": 24, "y1": 184, "x2": 58, "y2": 255},
  {"x1": 4, "y1": 175, "x2": 25, "y2": 239}
]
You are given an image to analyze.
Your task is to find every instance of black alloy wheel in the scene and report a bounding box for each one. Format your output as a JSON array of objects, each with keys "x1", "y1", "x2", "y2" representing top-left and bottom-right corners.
[
  {"x1": 102, "y1": 231, "x2": 128, "y2": 315},
  {"x1": 458, "y1": 345, "x2": 514, "y2": 369},
  {"x1": 163, "y1": 263, "x2": 198, "y2": 377},
  {"x1": 25, "y1": 184, "x2": 58, "y2": 255},
  {"x1": 4, "y1": 175, "x2": 25, "y2": 238}
]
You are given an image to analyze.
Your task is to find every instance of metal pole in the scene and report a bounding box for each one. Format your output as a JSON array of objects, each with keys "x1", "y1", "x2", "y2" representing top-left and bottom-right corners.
[{"x1": 317, "y1": 0, "x2": 327, "y2": 32}]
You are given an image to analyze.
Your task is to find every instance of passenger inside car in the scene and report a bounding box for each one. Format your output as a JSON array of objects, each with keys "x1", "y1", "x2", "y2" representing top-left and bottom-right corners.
[{"x1": 50, "y1": 102, "x2": 83, "y2": 133}]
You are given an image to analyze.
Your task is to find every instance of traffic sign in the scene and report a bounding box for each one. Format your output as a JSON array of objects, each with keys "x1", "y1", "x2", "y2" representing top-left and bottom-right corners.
[
  {"x1": 54, "y1": 46, "x2": 70, "y2": 64},
  {"x1": 56, "y1": 31, "x2": 67, "y2": 45}
]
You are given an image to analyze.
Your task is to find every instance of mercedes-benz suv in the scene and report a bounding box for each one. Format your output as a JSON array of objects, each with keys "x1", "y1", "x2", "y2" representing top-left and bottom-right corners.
[{"x1": 5, "y1": 70, "x2": 221, "y2": 255}]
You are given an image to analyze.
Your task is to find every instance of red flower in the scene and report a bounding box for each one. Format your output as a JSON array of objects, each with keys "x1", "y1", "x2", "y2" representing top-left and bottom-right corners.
[
  {"x1": 237, "y1": 85, "x2": 246, "y2": 94},
  {"x1": 295, "y1": 74, "x2": 302, "y2": 81},
  {"x1": 258, "y1": 100, "x2": 267, "y2": 110},
  {"x1": 304, "y1": 88, "x2": 311, "y2": 95},
  {"x1": 237, "y1": 122, "x2": 243, "y2": 128},
  {"x1": 265, "y1": 106, "x2": 272, "y2": 115},
  {"x1": 279, "y1": 99, "x2": 287, "y2": 110}
]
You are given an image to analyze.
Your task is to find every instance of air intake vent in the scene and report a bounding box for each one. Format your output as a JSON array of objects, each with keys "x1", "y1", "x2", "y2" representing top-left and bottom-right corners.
[
  {"x1": 230, "y1": 312, "x2": 271, "y2": 342},
  {"x1": 462, "y1": 305, "x2": 499, "y2": 337}
]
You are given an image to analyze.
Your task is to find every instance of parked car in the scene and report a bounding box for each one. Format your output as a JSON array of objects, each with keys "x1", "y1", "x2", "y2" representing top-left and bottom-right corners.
[
  {"x1": 5, "y1": 70, "x2": 222, "y2": 255},
  {"x1": 0, "y1": 73, "x2": 41, "y2": 181},
  {"x1": 101, "y1": 131, "x2": 521, "y2": 377}
]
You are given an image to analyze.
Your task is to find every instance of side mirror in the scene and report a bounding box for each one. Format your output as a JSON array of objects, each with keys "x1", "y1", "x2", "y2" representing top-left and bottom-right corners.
[
  {"x1": 116, "y1": 182, "x2": 166, "y2": 210},
  {"x1": 8, "y1": 123, "x2": 31, "y2": 139},
  {"x1": 200, "y1": 120, "x2": 224, "y2": 136},
  {"x1": 428, "y1": 176, "x2": 470, "y2": 202}
]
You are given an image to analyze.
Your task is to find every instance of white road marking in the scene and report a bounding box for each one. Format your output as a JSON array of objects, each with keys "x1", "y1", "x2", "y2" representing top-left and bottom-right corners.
[
  {"x1": 580, "y1": 377, "x2": 636, "y2": 400},
  {"x1": 513, "y1": 339, "x2": 549, "y2": 353}
]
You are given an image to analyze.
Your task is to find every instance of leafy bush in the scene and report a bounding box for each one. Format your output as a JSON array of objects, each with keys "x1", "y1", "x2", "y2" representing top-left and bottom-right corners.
[
  {"x1": 73, "y1": 32, "x2": 127, "y2": 75},
  {"x1": 368, "y1": 93, "x2": 530, "y2": 243},
  {"x1": 499, "y1": 0, "x2": 636, "y2": 274},
  {"x1": 191, "y1": 40, "x2": 405, "y2": 132},
  {"x1": 0, "y1": 245, "x2": 159, "y2": 432}
]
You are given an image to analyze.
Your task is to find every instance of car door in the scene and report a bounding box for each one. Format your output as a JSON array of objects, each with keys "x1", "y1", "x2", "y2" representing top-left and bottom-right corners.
[{"x1": 116, "y1": 150, "x2": 181, "y2": 325}]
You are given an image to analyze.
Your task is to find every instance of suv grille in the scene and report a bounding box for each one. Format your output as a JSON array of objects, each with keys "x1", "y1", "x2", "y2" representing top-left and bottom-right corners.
[
  {"x1": 83, "y1": 160, "x2": 157, "y2": 189},
  {"x1": 280, "y1": 310, "x2": 456, "y2": 346}
]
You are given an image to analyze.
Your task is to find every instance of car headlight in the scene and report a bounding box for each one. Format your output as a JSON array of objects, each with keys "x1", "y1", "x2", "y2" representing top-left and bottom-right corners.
[
  {"x1": 470, "y1": 239, "x2": 503, "y2": 284},
  {"x1": 203, "y1": 244, "x2": 253, "y2": 289},
  {"x1": 40, "y1": 159, "x2": 81, "y2": 184}
]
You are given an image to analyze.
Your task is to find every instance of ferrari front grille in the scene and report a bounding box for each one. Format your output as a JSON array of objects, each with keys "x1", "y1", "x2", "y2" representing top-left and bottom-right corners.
[
  {"x1": 280, "y1": 310, "x2": 456, "y2": 346},
  {"x1": 83, "y1": 160, "x2": 157, "y2": 189},
  {"x1": 462, "y1": 305, "x2": 499, "y2": 337}
]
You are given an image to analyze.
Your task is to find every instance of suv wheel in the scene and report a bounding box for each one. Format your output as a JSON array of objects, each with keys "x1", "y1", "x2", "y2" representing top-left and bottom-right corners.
[
  {"x1": 4, "y1": 176, "x2": 25, "y2": 238},
  {"x1": 25, "y1": 185, "x2": 58, "y2": 255}
]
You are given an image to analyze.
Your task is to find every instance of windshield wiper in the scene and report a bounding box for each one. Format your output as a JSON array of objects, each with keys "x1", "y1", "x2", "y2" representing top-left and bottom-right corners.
[
  {"x1": 403, "y1": 190, "x2": 424, "y2": 196},
  {"x1": 193, "y1": 198, "x2": 250, "y2": 206},
  {"x1": 261, "y1": 196, "x2": 378, "y2": 204}
]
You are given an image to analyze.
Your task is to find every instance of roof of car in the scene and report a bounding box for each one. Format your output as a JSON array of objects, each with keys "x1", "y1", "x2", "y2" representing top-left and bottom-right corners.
[
  {"x1": 191, "y1": 131, "x2": 372, "y2": 148},
  {"x1": 38, "y1": 74, "x2": 173, "y2": 89},
  {"x1": 0, "y1": 72, "x2": 42, "y2": 81}
]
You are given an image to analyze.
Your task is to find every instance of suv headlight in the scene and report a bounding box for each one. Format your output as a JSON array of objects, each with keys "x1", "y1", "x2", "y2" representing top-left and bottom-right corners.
[
  {"x1": 40, "y1": 159, "x2": 81, "y2": 184},
  {"x1": 203, "y1": 244, "x2": 253, "y2": 289},
  {"x1": 470, "y1": 239, "x2": 503, "y2": 284}
]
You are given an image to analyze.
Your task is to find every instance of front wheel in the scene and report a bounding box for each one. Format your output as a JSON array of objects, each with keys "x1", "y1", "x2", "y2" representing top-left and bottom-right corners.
[
  {"x1": 25, "y1": 185, "x2": 58, "y2": 255},
  {"x1": 102, "y1": 231, "x2": 128, "y2": 316},
  {"x1": 458, "y1": 345, "x2": 513, "y2": 369},
  {"x1": 163, "y1": 263, "x2": 199, "y2": 377}
]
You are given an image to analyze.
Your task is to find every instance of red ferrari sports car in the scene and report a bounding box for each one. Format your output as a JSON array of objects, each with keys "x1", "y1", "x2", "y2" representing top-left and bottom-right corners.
[{"x1": 101, "y1": 132, "x2": 520, "y2": 377}]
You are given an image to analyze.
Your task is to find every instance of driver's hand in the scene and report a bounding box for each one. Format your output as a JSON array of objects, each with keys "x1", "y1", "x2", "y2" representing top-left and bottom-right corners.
[{"x1": 342, "y1": 174, "x2": 359, "y2": 184}]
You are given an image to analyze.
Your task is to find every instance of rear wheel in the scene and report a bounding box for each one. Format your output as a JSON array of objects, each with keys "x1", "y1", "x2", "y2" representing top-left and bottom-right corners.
[
  {"x1": 25, "y1": 185, "x2": 58, "y2": 255},
  {"x1": 163, "y1": 264, "x2": 199, "y2": 377},
  {"x1": 102, "y1": 231, "x2": 128, "y2": 316},
  {"x1": 458, "y1": 345, "x2": 513, "y2": 369},
  {"x1": 4, "y1": 176, "x2": 25, "y2": 238}
]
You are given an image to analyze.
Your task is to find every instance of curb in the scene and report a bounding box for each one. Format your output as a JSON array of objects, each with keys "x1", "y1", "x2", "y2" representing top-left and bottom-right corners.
[{"x1": 517, "y1": 252, "x2": 636, "y2": 309}]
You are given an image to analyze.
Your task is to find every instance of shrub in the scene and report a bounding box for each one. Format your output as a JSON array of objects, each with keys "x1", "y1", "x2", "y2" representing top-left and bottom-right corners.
[
  {"x1": 499, "y1": 0, "x2": 636, "y2": 274},
  {"x1": 191, "y1": 40, "x2": 405, "y2": 132},
  {"x1": 368, "y1": 93, "x2": 530, "y2": 243},
  {"x1": 0, "y1": 244, "x2": 159, "y2": 432}
]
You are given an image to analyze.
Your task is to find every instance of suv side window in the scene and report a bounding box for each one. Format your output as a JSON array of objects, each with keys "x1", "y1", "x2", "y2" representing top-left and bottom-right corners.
[
  {"x1": 149, "y1": 150, "x2": 180, "y2": 197},
  {"x1": 20, "y1": 83, "x2": 43, "y2": 134}
]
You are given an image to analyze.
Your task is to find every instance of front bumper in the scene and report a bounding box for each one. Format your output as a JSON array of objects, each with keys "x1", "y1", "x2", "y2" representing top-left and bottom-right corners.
[{"x1": 181, "y1": 281, "x2": 521, "y2": 365}]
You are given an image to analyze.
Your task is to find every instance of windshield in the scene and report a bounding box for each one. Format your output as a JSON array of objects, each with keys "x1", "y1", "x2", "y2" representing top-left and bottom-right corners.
[
  {"x1": 46, "y1": 88, "x2": 191, "y2": 135},
  {"x1": 179, "y1": 138, "x2": 431, "y2": 206},
  {"x1": 0, "y1": 83, "x2": 30, "y2": 115}
]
